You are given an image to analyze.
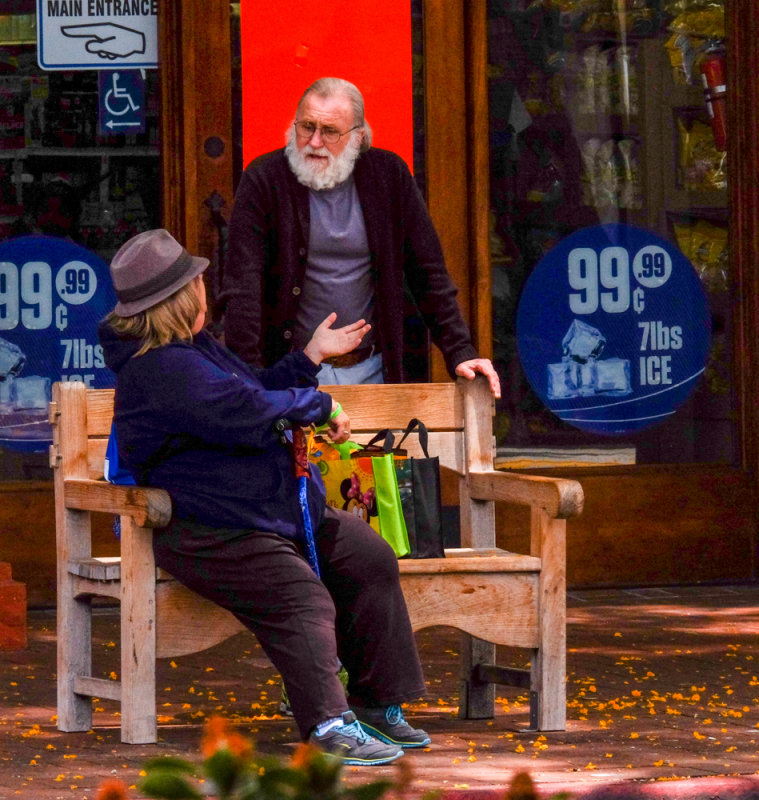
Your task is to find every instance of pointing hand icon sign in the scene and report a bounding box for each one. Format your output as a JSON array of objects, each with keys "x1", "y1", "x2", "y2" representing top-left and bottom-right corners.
[{"x1": 61, "y1": 23, "x2": 146, "y2": 60}]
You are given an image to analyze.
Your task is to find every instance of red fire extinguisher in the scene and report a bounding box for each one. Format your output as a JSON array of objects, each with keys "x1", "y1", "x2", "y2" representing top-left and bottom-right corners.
[{"x1": 699, "y1": 48, "x2": 727, "y2": 151}]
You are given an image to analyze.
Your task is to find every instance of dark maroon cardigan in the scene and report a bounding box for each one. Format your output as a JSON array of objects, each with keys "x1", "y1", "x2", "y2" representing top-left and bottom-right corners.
[{"x1": 221, "y1": 147, "x2": 478, "y2": 382}]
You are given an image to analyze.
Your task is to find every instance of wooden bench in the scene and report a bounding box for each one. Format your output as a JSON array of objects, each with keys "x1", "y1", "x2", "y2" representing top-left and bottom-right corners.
[{"x1": 50, "y1": 376, "x2": 583, "y2": 744}]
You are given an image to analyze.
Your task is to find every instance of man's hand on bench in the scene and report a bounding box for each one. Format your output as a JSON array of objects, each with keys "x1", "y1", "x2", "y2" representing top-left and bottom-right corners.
[{"x1": 455, "y1": 358, "x2": 501, "y2": 399}]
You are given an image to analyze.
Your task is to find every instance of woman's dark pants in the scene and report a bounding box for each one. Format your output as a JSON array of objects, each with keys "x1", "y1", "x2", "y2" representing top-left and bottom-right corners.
[{"x1": 152, "y1": 506, "x2": 427, "y2": 739}]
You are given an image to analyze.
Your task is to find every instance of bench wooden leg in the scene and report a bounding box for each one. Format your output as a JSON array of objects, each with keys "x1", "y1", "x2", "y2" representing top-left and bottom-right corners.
[
  {"x1": 119, "y1": 518, "x2": 157, "y2": 744},
  {"x1": 458, "y1": 636, "x2": 495, "y2": 719},
  {"x1": 57, "y1": 591, "x2": 93, "y2": 731},
  {"x1": 57, "y1": 509, "x2": 94, "y2": 733},
  {"x1": 457, "y1": 455, "x2": 498, "y2": 719},
  {"x1": 531, "y1": 512, "x2": 567, "y2": 731}
]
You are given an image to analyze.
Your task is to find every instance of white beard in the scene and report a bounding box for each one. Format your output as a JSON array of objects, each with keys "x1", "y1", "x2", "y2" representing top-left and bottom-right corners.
[{"x1": 285, "y1": 128, "x2": 362, "y2": 191}]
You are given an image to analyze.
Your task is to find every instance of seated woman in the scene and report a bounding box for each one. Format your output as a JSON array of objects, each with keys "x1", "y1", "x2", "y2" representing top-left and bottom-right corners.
[{"x1": 98, "y1": 228, "x2": 430, "y2": 766}]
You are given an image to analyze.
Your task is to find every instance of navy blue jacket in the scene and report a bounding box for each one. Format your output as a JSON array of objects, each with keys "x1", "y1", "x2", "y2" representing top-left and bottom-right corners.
[{"x1": 98, "y1": 322, "x2": 332, "y2": 539}]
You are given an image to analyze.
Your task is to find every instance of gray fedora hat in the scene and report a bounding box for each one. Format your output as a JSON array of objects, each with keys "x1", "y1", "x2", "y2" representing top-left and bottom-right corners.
[{"x1": 110, "y1": 229, "x2": 209, "y2": 316}]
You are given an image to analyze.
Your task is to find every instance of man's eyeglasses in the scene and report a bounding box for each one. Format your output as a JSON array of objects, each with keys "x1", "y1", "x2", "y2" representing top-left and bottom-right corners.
[{"x1": 294, "y1": 121, "x2": 361, "y2": 145}]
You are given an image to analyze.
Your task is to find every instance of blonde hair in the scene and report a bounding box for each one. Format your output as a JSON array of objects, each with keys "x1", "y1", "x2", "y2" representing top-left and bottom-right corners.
[{"x1": 106, "y1": 277, "x2": 202, "y2": 357}]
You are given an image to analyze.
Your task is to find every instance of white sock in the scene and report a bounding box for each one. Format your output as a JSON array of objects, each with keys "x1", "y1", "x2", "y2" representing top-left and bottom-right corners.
[{"x1": 315, "y1": 716, "x2": 345, "y2": 736}]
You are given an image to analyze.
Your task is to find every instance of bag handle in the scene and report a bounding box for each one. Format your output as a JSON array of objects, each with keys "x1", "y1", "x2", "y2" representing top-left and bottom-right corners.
[
  {"x1": 365, "y1": 428, "x2": 396, "y2": 452},
  {"x1": 396, "y1": 418, "x2": 430, "y2": 458},
  {"x1": 350, "y1": 428, "x2": 408, "y2": 458}
]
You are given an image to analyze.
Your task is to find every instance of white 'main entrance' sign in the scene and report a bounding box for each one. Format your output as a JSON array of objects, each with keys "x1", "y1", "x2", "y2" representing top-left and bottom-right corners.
[{"x1": 37, "y1": 0, "x2": 158, "y2": 71}]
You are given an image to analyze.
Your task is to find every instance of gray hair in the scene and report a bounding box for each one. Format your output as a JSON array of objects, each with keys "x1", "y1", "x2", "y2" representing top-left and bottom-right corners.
[{"x1": 297, "y1": 77, "x2": 373, "y2": 152}]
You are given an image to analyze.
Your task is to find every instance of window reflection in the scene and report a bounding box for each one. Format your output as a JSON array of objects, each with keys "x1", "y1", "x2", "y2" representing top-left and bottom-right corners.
[
  {"x1": 0, "y1": 13, "x2": 160, "y2": 479},
  {"x1": 488, "y1": 0, "x2": 732, "y2": 466}
]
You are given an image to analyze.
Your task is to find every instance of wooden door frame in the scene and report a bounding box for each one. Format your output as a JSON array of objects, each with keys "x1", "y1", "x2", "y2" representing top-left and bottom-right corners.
[
  {"x1": 464, "y1": 1, "x2": 492, "y2": 362},
  {"x1": 422, "y1": 1, "x2": 472, "y2": 380},
  {"x1": 729, "y1": 0, "x2": 759, "y2": 478},
  {"x1": 158, "y1": 0, "x2": 234, "y2": 269}
]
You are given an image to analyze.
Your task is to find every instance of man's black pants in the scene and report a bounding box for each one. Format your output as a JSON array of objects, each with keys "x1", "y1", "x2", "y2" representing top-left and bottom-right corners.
[{"x1": 153, "y1": 505, "x2": 426, "y2": 739}]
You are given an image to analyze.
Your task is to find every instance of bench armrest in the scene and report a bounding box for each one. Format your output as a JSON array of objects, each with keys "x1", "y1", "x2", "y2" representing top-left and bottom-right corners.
[
  {"x1": 63, "y1": 479, "x2": 172, "y2": 528},
  {"x1": 468, "y1": 470, "x2": 584, "y2": 519}
]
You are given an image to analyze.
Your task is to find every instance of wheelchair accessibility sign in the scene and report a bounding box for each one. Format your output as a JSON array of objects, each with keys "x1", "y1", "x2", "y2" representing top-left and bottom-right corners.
[
  {"x1": 98, "y1": 70, "x2": 145, "y2": 135},
  {"x1": 37, "y1": 1, "x2": 158, "y2": 71}
]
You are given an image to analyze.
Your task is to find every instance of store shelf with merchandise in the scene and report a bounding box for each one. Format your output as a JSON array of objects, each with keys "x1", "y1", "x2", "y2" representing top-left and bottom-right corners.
[
  {"x1": 487, "y1": 22, "x2": 654, "y2": 241},
  {"x1": 665, "y1": 89, "x2": 727, "y2": 214},
  {"x1": 0, "y1": 46, "x2": 162, "y2": 252},
  {"x1": 507, "y1": 29, "x2": 727, "y2": 239}
]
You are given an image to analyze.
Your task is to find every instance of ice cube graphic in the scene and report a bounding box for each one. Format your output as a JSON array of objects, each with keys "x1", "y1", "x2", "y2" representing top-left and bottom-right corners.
[
  {"x1": 10, "y1": 375, "x2": 51, "y2": 410},
  {"x1": 0, "y1": 376, "x2": 12, "y2": 406},
  {"x1": 548, "y1": 321, "x2": 631, "y2": 401},
  {"x1": 547, "y1": 362, "x2": 577, "y2": 399},
  {"x1": 0, "y1": 337, "x2": 25, "y2": 380},
  {"x1": 575, "y1": 360, "x2": 597, "y2": 396},
  {"x1": 562, "y1": 319, "x2": 605, "y2": 363},
  {"x1": 596, "y1": 357, "x2": 632, "y2": 395},
  {"x1": 547, "y1": 360, "x2": 598, "y2": 399}
]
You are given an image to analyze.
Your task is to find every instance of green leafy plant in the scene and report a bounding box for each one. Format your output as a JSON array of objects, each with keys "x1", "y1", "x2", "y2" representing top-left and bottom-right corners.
[{"x1": 98, "y1": 716, "x2": 571, "y2": 800}]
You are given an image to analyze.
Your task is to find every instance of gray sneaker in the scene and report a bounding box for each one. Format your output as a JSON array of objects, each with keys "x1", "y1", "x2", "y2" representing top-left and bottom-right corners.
[
  {"x1": 356, "y1": 705, "x2": 431, "y2": 748},
  {"x1": 309, "y1": 711, "x2": 403, "y2": 766}
]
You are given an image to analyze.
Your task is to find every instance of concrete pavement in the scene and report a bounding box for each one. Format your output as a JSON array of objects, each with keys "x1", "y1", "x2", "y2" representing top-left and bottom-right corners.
[{"x1": 2, "y1": 584, "x2": 759, "y2": 799}]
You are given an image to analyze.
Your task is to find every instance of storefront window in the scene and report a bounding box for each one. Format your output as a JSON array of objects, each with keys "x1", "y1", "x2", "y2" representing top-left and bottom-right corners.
[
  {"x1": 488, "y1": 0, "x2": 732, "y2": 466},
  {"x1": 0, "y1": 6, "x2": 160, "y2": 479}
]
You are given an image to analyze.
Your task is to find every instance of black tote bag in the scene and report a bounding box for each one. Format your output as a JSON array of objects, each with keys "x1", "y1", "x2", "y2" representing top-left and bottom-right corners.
[{"x1": 395, "y1": 419, "x2": 445, "y2": 559}]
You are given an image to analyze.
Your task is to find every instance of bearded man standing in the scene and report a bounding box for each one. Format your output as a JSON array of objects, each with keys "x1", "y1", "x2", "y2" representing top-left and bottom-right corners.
[{"x1": 222, "y1": 77, "x2": 500, "y2": 396}]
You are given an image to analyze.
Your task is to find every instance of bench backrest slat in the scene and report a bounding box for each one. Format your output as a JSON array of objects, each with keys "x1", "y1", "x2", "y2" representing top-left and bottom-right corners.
[
  {"x1": 320, "y1": 383, "x2": 463, "y2": 431},
  {"x1": 85, "y1": 390, "x2": 116, "y2": 437},
  {"x1": 81, "y1": 384, "x2": 463, "y2": 435},
  {"x1": 76, "y1": 383, "x2": 471, "y2": 479},
  {"x1": 88, "y1": 439, "x2": 109, "y2": 480}
]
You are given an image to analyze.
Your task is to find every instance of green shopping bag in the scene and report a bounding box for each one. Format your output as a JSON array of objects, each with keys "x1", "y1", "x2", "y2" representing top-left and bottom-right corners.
[
  {"x1": 351, "y1": 429, "x2": 411, "y2": 558},
  {"x1": 369, "y1": 450, "x2": 411, "y2": 558}
]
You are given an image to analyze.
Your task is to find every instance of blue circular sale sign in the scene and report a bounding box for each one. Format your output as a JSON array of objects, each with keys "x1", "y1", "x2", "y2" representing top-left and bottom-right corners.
[
  {"x1": 516, "y1": 224, "x2": 711, "y2": 435},
  {"x1": 0, "y1": 235, "x2": 117, "y2": 452}
]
